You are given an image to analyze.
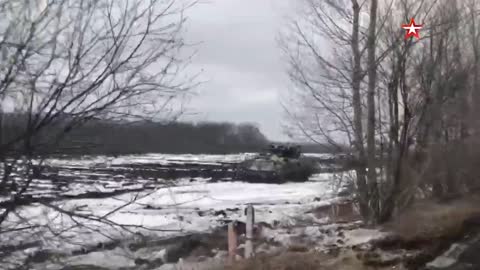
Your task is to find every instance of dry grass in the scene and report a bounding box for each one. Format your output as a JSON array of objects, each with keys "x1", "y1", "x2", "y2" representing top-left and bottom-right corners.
[
  {"x1": 224, "y1": 251, "x2": 403, "y2": 270},
  {"x1": 383, "y1": 196, "x2": 480, "y2": 242}
]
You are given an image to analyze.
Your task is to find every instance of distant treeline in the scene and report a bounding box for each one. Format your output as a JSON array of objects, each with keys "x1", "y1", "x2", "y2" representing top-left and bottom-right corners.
[
  {"x1": 1, "y1": 113, "x2": 339, "y2": 155},
  {"x1": 58, "y1": 120, "x2": 272, "y2": 155}
]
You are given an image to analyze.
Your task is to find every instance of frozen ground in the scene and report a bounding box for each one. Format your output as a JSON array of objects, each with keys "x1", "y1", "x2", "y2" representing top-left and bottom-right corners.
[
  {"x1": 0, "y1": 153, "x2": 376, "y2": 270},
  {"x1": 2, "y1": 173, "x2": 337, "y2": 247},
  {"x1": 7, "y1": 152, "x2": 346, "y2": 203},
  {"x1": 4, "y1": 153, "x2": 262, "y2": 203}
]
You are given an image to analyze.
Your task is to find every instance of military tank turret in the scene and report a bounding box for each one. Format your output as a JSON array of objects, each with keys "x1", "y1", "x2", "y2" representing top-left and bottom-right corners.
[{"x1": 234, "y1": 144, "x2": 315, "y2": 183}]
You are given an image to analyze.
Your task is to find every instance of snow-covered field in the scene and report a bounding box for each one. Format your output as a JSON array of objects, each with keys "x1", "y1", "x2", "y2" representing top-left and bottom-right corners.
[
  {"x1": 43, "y1": 152, "x2": 338, "y2": 168},
  {"x1": 0, "y1": 153, "x2": 379, "y2": 270},
  {"x1": 43, "y1": 153, "x2": 259, "y2": 168},
  {"x1": 2, "y1": 175, "x2": 337, "y2": 250}
]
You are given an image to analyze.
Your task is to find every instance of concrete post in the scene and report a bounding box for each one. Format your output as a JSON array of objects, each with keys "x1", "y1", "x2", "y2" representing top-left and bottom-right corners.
[
  {"x1": 245, "y1": 204, "x2": 254, "y2": 258},
  {"x1": 228, "y1": 222, "x2": 237, "y2": 264}
]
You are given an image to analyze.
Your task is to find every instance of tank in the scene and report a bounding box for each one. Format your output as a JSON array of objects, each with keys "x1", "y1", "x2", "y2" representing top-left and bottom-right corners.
[{"x1": 234, "y1": 144, "x2": 316, "y2": 183}]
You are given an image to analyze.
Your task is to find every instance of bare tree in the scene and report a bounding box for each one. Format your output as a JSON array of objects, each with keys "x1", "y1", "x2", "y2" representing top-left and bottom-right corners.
[
  {"x1": 280, "y1": 0, "x2": 381, "y2": 222},
  {"x1": 0, "y1": 0, "x2": 195, "y2": 266},
  {"x1": 365, "y1": 0, "x2": 379, "y2": 220},
  {"x1": 281, "y1": 0, "x2": 480, "y2": 223}
]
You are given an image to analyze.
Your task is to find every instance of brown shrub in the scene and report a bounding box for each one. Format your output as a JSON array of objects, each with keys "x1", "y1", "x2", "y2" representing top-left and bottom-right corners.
[
  {"x1": 413, "y1": 139, "x2": 480, "y2": 201},
  {"x1": 224, "y1": 251, "x2": 398, "y2": 270},
  {"x1": 383, "y1": 196, "x2": 480, "y2": 242}
]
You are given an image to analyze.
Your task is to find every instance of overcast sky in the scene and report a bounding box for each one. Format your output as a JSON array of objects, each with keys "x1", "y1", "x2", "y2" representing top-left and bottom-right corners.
[{"x1": 182, "y1": 0, "x2": 296, "y2": 142}]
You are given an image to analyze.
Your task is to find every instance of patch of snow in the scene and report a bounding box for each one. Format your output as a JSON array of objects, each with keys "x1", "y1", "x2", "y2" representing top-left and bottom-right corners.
[
  {"x1": 343, "y1": 228, "x2": 386, "y2": 246},
  {"x1": 309, "y1": 173, "x2": 345, "y2": 182},
  {"x1": 263, "y1": 222, "x2": 385, "y2": 251},
  {"x1": 427, "y1": 243, "x2": 468, "y2": 268},
  {"x1": 303, "y1": 153, "x2": 336, "y2": 159},
  {"x1": 139, "y1": 180, "x2": 333, "y2": 210},
  {"x1": 158, "y1": 258, "x2": 225, "y2": 270}
]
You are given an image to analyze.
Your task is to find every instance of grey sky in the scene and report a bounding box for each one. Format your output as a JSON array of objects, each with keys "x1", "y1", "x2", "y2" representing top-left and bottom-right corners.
[{"x1": 182, "y1": 0, "x2": 295, "y2": 142}]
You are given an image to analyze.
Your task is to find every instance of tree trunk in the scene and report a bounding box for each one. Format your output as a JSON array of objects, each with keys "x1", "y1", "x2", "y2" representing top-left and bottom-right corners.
[
  {"x1": 469, "y1": 0, "x2": 479, "y2": 136},
  {"x1": 366, "y1": 0, "x2": 379, "y2": 222},
  {"x1": 350, "y1": 0, "x2": 369, "y2": 220}
]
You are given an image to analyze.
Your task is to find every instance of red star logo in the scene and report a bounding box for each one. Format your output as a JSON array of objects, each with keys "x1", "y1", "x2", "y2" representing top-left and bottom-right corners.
[{"x1": 401, "y1": 18, "x2": 423, "y2": 40}]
